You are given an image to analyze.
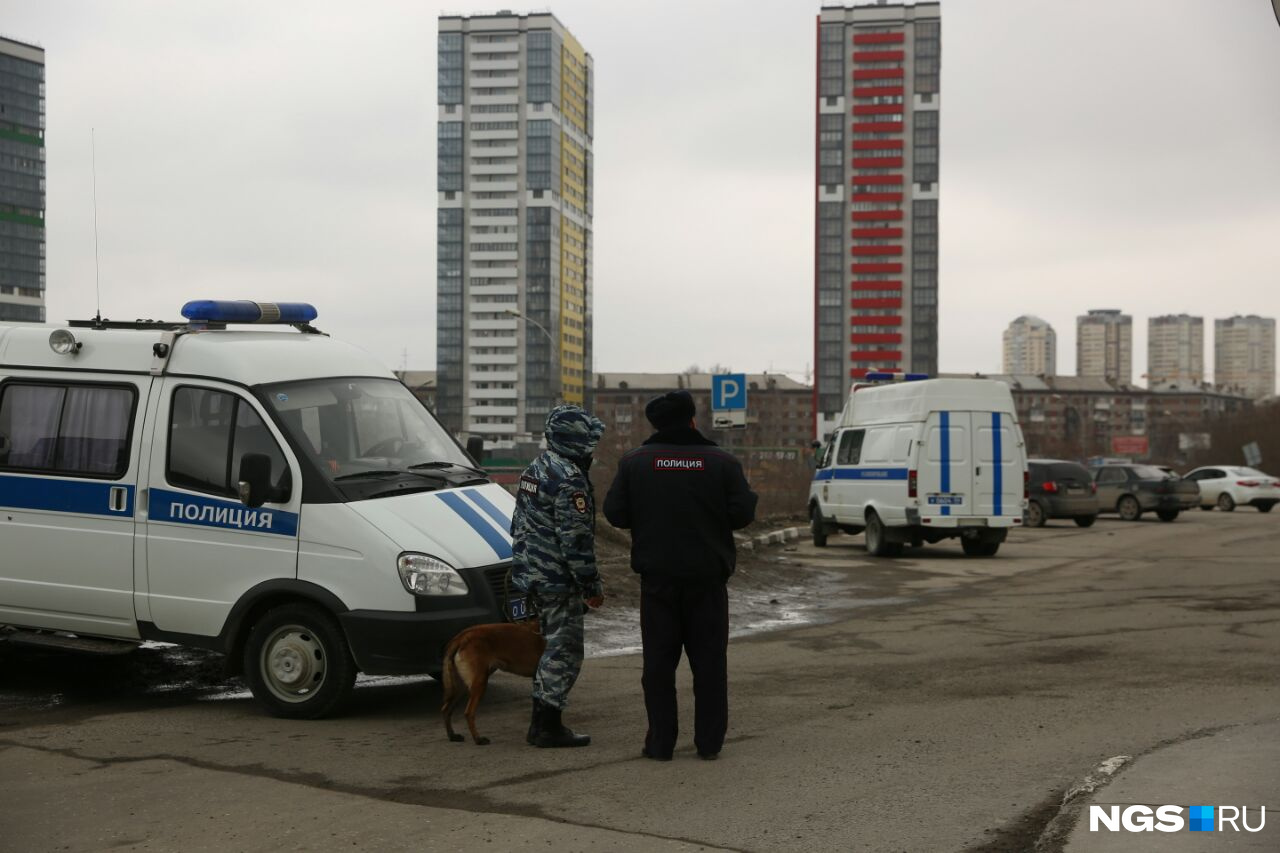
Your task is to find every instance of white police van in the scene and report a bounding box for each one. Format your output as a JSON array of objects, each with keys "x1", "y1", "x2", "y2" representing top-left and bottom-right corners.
[
  {"x1": 809, "y1": 375, "x2": 1027, "y2": 557},
  {"x1": 0, "y1": 301, "x2": 520, "y2": 718}
]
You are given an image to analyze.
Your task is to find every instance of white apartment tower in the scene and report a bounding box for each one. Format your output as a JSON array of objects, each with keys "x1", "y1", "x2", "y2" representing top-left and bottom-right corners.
[
  {"x1": 436, "y1": 12, "x2": 593, "y2": 443},
  {"x1": 1076, "y1": 309, "x2": 1132, "y2": 384},
  {"x1": 1146, "y1": 314, "x2": 1204, "y2": 389},
  {"x1": 1002, "y1": 315, "x2": 1056, "y2": 376},
  {"x1": 1215, "y1": 315, "x2": 1275, "y2": 401}
]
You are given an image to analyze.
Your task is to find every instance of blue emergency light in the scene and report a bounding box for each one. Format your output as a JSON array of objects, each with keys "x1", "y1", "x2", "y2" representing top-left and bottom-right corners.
[
  {"x1": 864, "y1": 372, "x2": 929, "y2": 382},
  {"x1": 181, "y1": 300, "x2": 318, "y2": 324}
]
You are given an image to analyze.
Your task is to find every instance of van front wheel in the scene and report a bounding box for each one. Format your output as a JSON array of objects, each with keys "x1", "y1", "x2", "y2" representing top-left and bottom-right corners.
[
  {"x1": 810, "y1": 506, "x2": 829, "y2": 547},
  {"x1": 244, "y1": 603, "x2": 356, "y2": 719},
  {"x1": 961, "y1": 538, "x2": 1000, "y2": 557},
  {"x1": 864, "y1": 512, "x2": 902, "y2": 557}
]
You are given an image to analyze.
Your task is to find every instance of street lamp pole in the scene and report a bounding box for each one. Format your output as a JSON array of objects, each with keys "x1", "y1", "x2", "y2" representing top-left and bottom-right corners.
[{"x1": 504, "y1": 308, "x2": 557, "y2": 349}]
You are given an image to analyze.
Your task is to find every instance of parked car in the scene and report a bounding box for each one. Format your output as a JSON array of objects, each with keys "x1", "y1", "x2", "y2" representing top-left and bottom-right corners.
[
  {"x1": 1024, "y1": 459, "x2": 1098, "y2": 528},
  {"x1": 1182, "y1": 466, "x2": 1280, "y2": 513},
  {"x1": 1090, "y1": 464, "x2": 1200, "y2": 522}
]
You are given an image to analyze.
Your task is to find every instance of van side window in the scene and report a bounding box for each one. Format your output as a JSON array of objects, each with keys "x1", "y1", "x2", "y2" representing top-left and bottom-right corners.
[
  {"x1": 168, "y1": 387, "x2": 291, "y2": 501},
  {"x1": 836, "y1": 429, "x2": 865, "y2": 465},
  {"x1": 0, "y1": 382, "x2": 135, "y2": 479}
]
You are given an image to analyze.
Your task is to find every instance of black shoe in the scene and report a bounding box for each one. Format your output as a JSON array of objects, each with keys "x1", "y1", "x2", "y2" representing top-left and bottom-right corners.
[
  {"x1": 697, "y1": 751, "x2": 720, "y2": 761},
  {"x1": 641, "y1": 748, "x2": 672, "y2": 762},
  {"x1": 533, "y1": 702, "x2": 591, "y2": 748},
  {"x1": 525, "y1": 698, "x2": 543, "y2": 746}
]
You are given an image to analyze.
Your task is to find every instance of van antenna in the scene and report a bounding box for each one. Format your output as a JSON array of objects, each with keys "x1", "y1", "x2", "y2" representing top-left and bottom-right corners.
[{"x1": 91, "y1": 128, "x2": 102, "y2": 325}]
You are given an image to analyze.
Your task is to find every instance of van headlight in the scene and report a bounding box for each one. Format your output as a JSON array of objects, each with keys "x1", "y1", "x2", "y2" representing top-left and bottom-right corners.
[{"x1": 397, "y1": 553, "x2": 468, "y2": 596}]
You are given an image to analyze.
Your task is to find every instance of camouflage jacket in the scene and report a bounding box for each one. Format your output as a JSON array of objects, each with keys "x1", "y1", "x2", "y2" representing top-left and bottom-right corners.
[{"x1": 510, "y1": 406, "x2": 605, "y2": 597}]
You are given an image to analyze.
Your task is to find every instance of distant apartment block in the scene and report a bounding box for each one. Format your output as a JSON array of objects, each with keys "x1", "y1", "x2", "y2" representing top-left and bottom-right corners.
[
  {"x1": 1215, "y1": 315, "x2": 1275, "y2": 400},
  {"x1": 0, "y1": 36, "x2": 45, "y2": 323},
  {"x1": 1076, "y1": 309, "x2": 1131, "y2": 384},
  {"x1": 814, "y1": 1, "x2": 941, "y2": 435},
  {"x1": 1002, "y1": 315, "x2": 1056, "y2": 376},
  {"x1": 436, "y1": 12, "x2": 593, "y2": 443},
  {"x1": 1146, "y1": 314, "x2": 1204, "y2": 389}
]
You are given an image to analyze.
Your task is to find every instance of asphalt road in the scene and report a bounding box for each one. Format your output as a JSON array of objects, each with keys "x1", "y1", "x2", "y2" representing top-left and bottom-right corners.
[{"x1": 1, "y1": 508, "x2": 1278, "y2": 852}]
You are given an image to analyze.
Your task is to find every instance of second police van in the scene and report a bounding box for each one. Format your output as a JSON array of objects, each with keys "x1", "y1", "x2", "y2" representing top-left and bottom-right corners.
[
  {"x1": 809, "y1": 375, "x2": 1028, "y2": 557},
  {"x1": 0, "y1": 301, "x2": 520, "y2": 718}
]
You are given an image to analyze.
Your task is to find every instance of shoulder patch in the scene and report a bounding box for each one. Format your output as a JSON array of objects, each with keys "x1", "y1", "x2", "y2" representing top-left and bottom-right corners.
[
  {"x1": 571, "y1": 491, "x2": 589, "y2": 514},
  {"x1": 519, "y1": 476, "x2": 540, "y2": 496}
]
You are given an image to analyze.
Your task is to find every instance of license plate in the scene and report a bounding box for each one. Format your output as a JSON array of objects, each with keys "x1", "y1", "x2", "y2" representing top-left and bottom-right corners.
[
  {"x1": 928, "y1": 494, "x2": 963, "y2": 505},
  {"x1": 508, "y1": 597, "x2": 529, "y2": 621},
  {"x1": 958, "y1": 518, "x2": 988, "y2": 527}
]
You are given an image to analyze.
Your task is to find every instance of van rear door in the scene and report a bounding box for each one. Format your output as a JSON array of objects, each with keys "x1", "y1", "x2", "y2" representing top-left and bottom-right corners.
[
  {"x1": 919, "y1": 411, "x2": 972, "y2": 517},
  {"x1": 973, "y1": 412, "x2": 1022, "y2": 519}
]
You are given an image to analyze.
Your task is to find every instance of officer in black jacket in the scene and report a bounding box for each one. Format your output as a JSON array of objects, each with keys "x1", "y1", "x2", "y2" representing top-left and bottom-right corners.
[{"x1": 603, "y1": 389, "x2": 758, "y2": 761}]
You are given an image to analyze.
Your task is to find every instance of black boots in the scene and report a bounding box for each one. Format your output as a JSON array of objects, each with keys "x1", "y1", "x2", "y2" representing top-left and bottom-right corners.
[{"x1": 531, "y1": 700, "x2": 591, "y2": 748}]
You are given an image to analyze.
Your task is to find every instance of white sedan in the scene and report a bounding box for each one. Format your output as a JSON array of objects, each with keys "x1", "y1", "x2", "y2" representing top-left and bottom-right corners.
[{"x1": 1183, "y1": 466, "x2": 1280, "y2": 513}]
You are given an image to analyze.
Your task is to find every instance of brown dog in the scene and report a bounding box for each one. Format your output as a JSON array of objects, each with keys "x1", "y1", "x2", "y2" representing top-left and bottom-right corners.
[{"x1": 441, "y1": 619, "x2": 545, "y2": 745}]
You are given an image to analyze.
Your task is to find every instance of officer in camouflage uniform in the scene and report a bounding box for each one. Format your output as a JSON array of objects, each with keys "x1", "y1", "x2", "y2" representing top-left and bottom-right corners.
[{"x1": 511, "y1": 404, "x2": 606, "y2": 748}]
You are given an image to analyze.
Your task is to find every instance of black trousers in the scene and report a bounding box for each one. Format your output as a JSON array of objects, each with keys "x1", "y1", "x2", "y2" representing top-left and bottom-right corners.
[{"x1": 640, "y1": 576, "x2": 729, "y2": 758}]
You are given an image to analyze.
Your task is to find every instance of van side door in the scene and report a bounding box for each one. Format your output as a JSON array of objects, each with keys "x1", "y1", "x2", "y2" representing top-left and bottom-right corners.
[
  {"x1": 973, "y1": 412, "x2": 1023, "y2": 518},
  {"x1": 829, "y1": 428, "x2": 865, "y2": 522},
  {"x1": 919, "y1": 411, "x2": 972, "y2": 518},
  {"x1": 142, "y1": 380, "x2": 302, "y2": 638},
  {"x1": 0, "y1": 377, "x2": 150, "y2": 636}
]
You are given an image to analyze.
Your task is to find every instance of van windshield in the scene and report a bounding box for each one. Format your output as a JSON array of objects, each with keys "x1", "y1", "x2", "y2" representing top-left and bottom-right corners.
[{"x1": 262, "y1": 378, "x2": 473, "y2": 486}]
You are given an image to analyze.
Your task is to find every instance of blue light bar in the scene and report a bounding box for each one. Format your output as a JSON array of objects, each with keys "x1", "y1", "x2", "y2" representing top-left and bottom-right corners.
[
  {"x1": 864, "y1": 372, "x2": 930, "y2": 382},
  {"x1": 181, "y1": 300, "x2": 318, "y2": 324}
]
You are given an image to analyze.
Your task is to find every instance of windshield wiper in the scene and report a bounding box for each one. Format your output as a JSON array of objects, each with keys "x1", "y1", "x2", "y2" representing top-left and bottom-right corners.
[
  {"x1": 332, "y1": 470, "x2": 404, "y2": 482},
  {"x1": 408, "y1": 460, "x2": 486, "y2": 476}
]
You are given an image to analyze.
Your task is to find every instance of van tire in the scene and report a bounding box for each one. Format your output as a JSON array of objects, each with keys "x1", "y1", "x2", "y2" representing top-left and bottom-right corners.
[
  {"x1": 961, "y1": 538, "x2": 1000, "y2": 557},
  {"x1": 244, "y1": 603, "x2": 356, "y2": 719},
  {"x1": 1156, "y1": 509, "x2": 1179, "y2": 522},
  {"x1": 810, "y1": 506, "x2": 829, "y2": 547},
  {"x1": 863, "y1": 512, "x2": 901, "y2": 557},
  {"x1": 1074, "y1": 515, "x2": 1097, "y2": 528}
]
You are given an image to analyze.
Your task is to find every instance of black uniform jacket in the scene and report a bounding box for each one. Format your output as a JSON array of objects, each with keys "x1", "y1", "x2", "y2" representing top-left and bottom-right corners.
[{"x1": 603, "y1": 427, "x2": 759, "y2": 583}]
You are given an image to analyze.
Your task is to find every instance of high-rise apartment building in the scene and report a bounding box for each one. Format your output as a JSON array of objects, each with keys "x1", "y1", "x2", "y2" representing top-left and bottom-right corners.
[
  {"x1": 1146, "y1": 314, "x2": 1203, "y2": 389},
  {"x1": 1215, "y1": 315, "x2": 1275, "y2": 401},
  {"x1": 1076, "y1": 309, "x2": 1132, "y2": 384},
  {"x1": 436, "y1": 12, "x2": 593, "y2": 443},
  {"x1": 814, "y1": 1, "x2": 941, "y2": 431},
  {"x1": 0, "y1": 36, "x2": 45, "y2": 323},
  {"x1": 1002, "y1": 315, "x2": 1056, "y2": 376}
]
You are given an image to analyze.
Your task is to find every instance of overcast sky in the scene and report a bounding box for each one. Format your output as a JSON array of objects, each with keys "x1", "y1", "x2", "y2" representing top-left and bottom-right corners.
[{"x1": 8, "y1": 0, "x2": 1280, "y2": 386}]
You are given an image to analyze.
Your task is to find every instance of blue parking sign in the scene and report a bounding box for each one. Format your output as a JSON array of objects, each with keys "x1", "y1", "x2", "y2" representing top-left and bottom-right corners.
[{"x1": 712, "y1": 373, "x2": 747, "y2": 411}]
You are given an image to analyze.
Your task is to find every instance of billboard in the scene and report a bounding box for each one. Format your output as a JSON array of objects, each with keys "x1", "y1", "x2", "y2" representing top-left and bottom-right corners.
[{"x1": 1111, "y1": 435, "x2": 1149, "y2": 456}]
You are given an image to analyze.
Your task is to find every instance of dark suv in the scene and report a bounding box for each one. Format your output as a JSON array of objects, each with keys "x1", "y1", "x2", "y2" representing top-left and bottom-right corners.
[{"x1": 1025, "y1": 459, "x2": 1099, "y2": 527}]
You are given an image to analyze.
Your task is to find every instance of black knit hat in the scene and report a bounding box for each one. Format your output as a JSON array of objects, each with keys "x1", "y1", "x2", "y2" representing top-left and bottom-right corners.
[{"x1": 645, "y1": 390, "x2": 697, "y2": 430}]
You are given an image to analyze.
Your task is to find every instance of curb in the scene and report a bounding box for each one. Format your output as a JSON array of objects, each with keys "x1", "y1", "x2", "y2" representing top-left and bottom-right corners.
[
  {"x1": 1033, "y1": 755, "x2": 1132, "y2": 851},
  {"x1": 737, "y1": 526, "x2": 804, "y2": 553}
]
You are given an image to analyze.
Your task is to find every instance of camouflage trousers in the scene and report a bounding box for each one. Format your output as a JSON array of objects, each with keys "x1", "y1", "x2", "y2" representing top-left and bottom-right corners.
[{"x1": 531, "y1": 591, "x2": 586, "y2": 709}]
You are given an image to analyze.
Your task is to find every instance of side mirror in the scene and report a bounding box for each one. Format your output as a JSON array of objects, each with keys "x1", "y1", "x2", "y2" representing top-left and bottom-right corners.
[
  {"x1": 237, "y1": 453, "x2": 272, "y2": 509},
  {"x1": 465, "y1": 435, "x2": 486, "y2": 466}
]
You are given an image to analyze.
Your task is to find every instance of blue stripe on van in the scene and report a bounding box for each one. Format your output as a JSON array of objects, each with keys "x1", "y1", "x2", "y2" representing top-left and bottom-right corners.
[
  {"x1": 0, "y1": 474, "x2": 134, "y2": 517},
  {"x1": 437, "y1": 491, "x2": 513, "y2": 560},
  {"x1": 992, "y1": 412, "x2": 1003, "y2": 516},
  {"x1": 150, "y1": 488, "x2": 299, "y2": 536},
  {"x1": 461, "y1": 488, "x2": 514, "y2": 536},
  {"x1": 813, "y1": 467, "x2": 909, "y2": 481},
  {"x1": 939, "y1": 411, "x2": 951, "y2": 516}
]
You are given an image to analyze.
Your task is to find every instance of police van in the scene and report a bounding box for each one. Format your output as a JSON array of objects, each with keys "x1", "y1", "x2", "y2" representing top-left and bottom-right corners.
[
  {"x1": 0, "y1": 301, "x2": 520, "y2": 718},
  {"x1": 809, "y1": 376, "x2": 1027, "y2": 557}
]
